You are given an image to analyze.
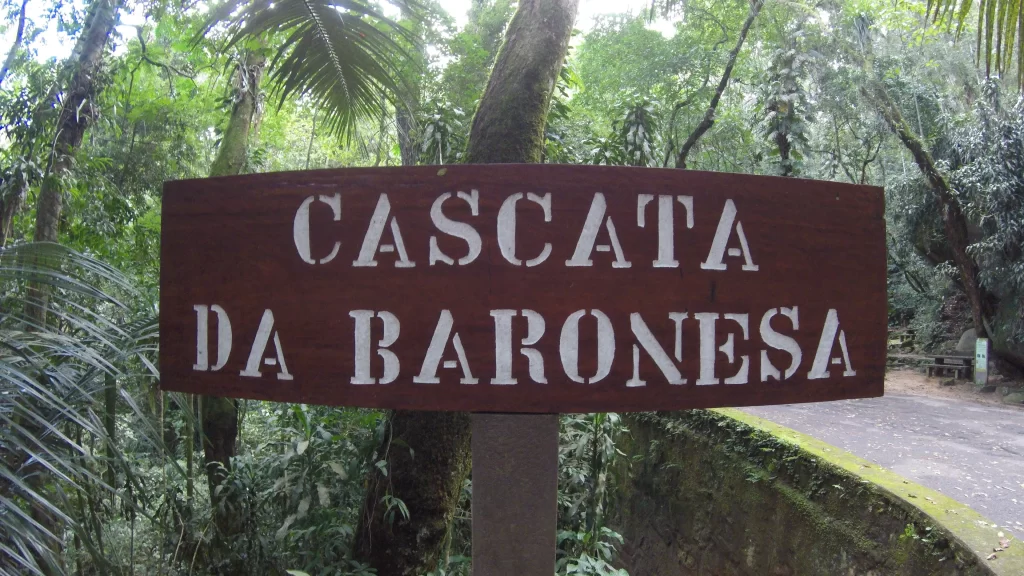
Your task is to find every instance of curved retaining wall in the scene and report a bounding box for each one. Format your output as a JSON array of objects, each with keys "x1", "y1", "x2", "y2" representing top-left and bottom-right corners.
[{"x1": 611, "y1": 409, "x2": 1023, "y2": 576}]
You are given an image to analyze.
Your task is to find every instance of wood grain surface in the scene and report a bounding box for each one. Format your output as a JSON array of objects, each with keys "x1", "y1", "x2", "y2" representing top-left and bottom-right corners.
[{"x1": 160, "y1": 164, "x2": 886, "y2": 412}]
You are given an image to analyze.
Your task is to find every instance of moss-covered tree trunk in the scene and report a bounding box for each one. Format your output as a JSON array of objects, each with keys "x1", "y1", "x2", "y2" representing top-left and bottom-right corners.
[
  {"x1": 463, "y1": 0, "x2": 578, "y2": 164},
  {"x1": 352, "y1": 1, "x2": 578, "y2": 574},
  {"x1": 201, "y1": 50, "x2": 265, "y2": 554},
  {"x1": 353, "y1": 410, "x2": 472, "y2": 573},
  {"x1": 865, "y1": 81, "x2": 990, "y2": 335},
  {"x1": 0, "y1": 183, "x2": 22, "y2": 246},
  {"x1": 857, "y1": 26, "x2": 992, "y2": 344},
  {"x1": 17, "y1": 4, "x2": 123, "y2": 569},
  {"x1": 209, "y1": 52, "x2": 266, "y2": 177}
]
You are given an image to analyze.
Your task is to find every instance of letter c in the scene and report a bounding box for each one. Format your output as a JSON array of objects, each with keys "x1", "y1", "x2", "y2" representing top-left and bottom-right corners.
[
  {"x1": 498, "y1": 192, "x2": 552, "y2": 267},
  {"x1": 294, "y1": 193, "x2": 342, "y2": 264}
]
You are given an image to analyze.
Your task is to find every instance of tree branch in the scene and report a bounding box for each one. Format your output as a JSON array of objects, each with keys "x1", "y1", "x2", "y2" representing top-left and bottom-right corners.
[
  {"x1": 0, "y1": 0, "x2": 30, "y2": 88},
  {"x1": 675, "y1": 0, "x2": 764, "y2": 169},
  {"x1": 859, "y1": 23, "x2": 991, "y2": 340}
]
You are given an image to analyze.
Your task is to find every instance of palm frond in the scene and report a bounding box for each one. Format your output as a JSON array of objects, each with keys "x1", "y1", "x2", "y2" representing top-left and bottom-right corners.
[
  {"x1": 215, "y1": 0, "x2": 422, "y2": 139},
  {"x1": 0, "y1": 243, "x2": 166, "y2": 575},
  {"x1": 926, "y1": 0, "x2": 1024, "y2": 89}
]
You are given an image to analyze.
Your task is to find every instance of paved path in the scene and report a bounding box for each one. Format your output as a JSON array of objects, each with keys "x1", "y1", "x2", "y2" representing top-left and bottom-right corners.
[{"x1": 743, "y1": 394, "x2": 1024, "y2": 536}]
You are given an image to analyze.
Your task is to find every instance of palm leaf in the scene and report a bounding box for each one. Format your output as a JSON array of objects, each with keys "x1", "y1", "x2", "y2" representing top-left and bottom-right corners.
[
  {"x1": 0, "y1": 243, "x2": 170, "y2": 575},
  {"x1": 926, "y1": 0, "x2": 1024, "y2": 89},
  {"x1": 213, "y1": 0, "x2": 421, "y2": 139}
]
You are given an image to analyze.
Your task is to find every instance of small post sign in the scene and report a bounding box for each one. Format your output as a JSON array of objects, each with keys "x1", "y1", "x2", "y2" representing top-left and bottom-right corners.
[
  {"x1": 160, "y1": 165, "x2": 886, "y2": 410},
  {"x1": 976, "y1": 337, "x2": 989, "y2": 386}
]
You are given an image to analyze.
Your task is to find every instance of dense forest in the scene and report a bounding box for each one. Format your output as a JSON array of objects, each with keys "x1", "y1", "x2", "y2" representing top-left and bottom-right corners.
[{"x1": 1, "y1": 0, "x2": 1023, "y2": 574}]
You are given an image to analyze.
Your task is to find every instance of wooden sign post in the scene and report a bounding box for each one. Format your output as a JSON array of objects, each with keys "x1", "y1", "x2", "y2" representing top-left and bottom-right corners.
[{"x1": 160, "y1": 165, "x2": 886, "y2": 573}]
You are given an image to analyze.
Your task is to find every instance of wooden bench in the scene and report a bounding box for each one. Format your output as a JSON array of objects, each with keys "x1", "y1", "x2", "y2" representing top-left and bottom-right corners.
[{"x1": 923, "y1": 354, "x2": 974, "y2": 379}]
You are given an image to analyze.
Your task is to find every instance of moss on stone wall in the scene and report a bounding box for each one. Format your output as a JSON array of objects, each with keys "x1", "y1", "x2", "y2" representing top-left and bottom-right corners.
[{"x1": 610, "y1": 410, "x2": 1023, "y2": 576}]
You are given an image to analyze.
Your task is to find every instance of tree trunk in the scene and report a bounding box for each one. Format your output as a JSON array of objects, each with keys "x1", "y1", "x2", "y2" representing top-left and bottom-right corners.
[
  {"x1": 0, "y1": 0, "x2": 28, "y2": 87},
  {"x1": 0, "y1": 180, "x2": 24, "y2": 246},
  {"x1": 34, "y1": 0, "x2": 122, "y2": 244},
  {"x1": 861, "y1": 68, "x2": 990, "y2": 338},
  {"x1": 15, "y1": 5, "x2": 123, "y2": 569},
  {"x1": 104, "y1": 374, "x2": 117, "y2": 489},
  {"x1": 353, "y1": 411, "x2": 472, "y2": 574},
  {"x1": 201, "y1": 395, "x2": 241, "y2": 535},
  {"x1": 209, "y1": 52, "x2": 266, "y2": 177},
  {"x1": 675, "y1": 0, "x2": 763, "y2": 169},
  {"x1": 463, "y1": 0, "x2": 579, "y2": 164},
  {"x1": 27, "y1": 0, "x2": 122, "y2": 334},
  {"x1": 352, "y1": 1, "x2": 579, "y2": 574},
  {"x1": 395, "y1": 8, "x2": 421, "y2": 168},
  {"x1": 200, "y1": 50, "x2": 265, "y2": 553},
  {"x1": 771, "y1": 97, "x2": 794, "y2": 176},
  {"x1": 0, "y1": 0, "x2": 29, "y2": 88},
  {"x1": 396, "y1": 103, "x2": 417, "y2": 166}
]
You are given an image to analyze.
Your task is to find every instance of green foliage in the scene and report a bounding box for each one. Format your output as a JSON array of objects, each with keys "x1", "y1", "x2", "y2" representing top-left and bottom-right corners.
[
  {"x1": 418, "y1": 97, "x2": 465, "y2": 164},
  {"x1": 947, "y1": 86, "x2": 1024, "y2": 343},
  {"x1": 213, "y1": 0, "x2": 420, "y2": 139},
  {"x1": 557, "y1": 413, "x2": 629, "y2": 575},
  {"x1": 434, "y1": 0, "x2": 514, "y2": 117},
  {"x1": 926, "y1": 0, "x2": 1024, "y2": 88},
  {"x1": 0, "y1": 243, "x2": 167, "y2": 575},
  {"x1": 210, "y1": 403, "x2": 382, "y2": 575},
  {"x1": 586, "y1": 96, "x2": 661, "y2": 167},
  {"x1": 557, "y1": 528, "x2": 628, "y2": 575}
]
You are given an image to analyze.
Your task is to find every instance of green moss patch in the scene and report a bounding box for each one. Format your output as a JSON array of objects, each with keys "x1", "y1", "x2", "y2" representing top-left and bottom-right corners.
[
  {"x1": 717, "y1": 408, "x2": 1024, "y2": 575},
  {"x1": 610, "y1": 410, "x2": 1023, "y2": 576}
]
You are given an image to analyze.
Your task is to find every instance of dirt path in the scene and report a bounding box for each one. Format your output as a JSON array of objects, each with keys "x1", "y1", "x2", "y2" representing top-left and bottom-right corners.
[
  {"x1": 742, "y1": 370, "x2": 1024, "y2": 537},
  {"x1": 885, "y1": 368, "x2": 1022, "y2": 407}
]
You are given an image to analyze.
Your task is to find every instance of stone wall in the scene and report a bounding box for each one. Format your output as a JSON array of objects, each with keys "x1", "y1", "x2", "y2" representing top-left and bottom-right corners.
[{"x1": 610, "y1": 410, "x2": 1022, "y2": 576}]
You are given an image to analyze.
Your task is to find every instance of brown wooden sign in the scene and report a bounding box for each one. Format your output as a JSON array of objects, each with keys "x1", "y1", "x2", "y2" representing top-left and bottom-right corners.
[{"x1": 160, "y1": 165, "x2": 886, "y2": 412}]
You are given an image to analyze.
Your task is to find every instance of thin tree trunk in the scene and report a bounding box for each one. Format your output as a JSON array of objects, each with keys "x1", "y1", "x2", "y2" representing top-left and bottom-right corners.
[
  {"x1": 201, "y1": 395, "x2": 240, "y2": 534},
  {"x1": 675, "y1": 0, "x2": 763, "y2": 169},
  {"x1": 395, "y1": 1, "x2": 421, "y2": 170},
  {"x1": 17, "y1": 5, "x2": 122, "y2": 570},
  {"x1": 352, "y1": 1, "x2": 579, "y2": 574},
  {"x1": 200, "y1": 50, "x2": 265, "y2": 556},
  {"x1": 34, "y1": 0, "x2": 122, "y2": 243},
  {"x1": 774, "y1": 120, "x2": 793, "y2": 176},
  {"x1": 185, "y1": 395, "x2": 194, "y2": 504},
  {"x1": 28, "y1": 0, "x2": 123, "y2": 334},
  {"x1": 0, "y1": 180, "x2": 24, "y2": 246},
  {"x1": 104, "y1": 374, "x2": 117, "y2": 489},
  {"x1": 396, "y1": 104, "x2": 417, "y2": 166},
  {"x1": 0, "y1": 0, "x2": 29, "y2": 88}
]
